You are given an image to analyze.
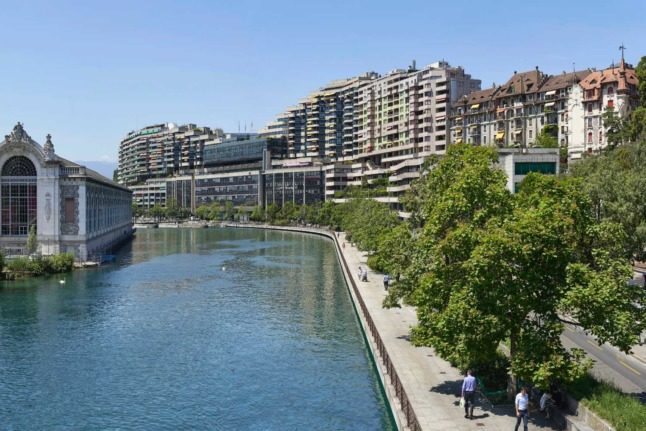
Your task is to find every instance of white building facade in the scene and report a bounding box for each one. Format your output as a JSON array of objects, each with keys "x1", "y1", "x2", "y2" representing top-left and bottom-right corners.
[{"x1": 0, "y1": 123, "x2": 133, "y2": 260}]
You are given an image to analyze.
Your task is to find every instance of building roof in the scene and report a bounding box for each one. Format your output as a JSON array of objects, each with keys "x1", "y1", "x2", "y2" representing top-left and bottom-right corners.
[
  {"x1": 539, "y1": 70, "x2": 589, "y2": 93},
  {"x1": 1, "y1": 123, "x2": 130, "y2": 193},
  {"x1": 495, "y1": 69, "x2": 546, "y2": 98},
  {"x1": 579, "y1": 59, "x2": 638, "y2": 93}
]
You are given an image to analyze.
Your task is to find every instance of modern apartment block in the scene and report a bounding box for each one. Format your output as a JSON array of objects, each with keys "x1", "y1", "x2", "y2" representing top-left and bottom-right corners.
[
  {"x1": 118, "y1": 123, "x2": 224, "y2": 186},
  {"x1": 276, "y1": 73, "x2": 379, "y2": 159}
]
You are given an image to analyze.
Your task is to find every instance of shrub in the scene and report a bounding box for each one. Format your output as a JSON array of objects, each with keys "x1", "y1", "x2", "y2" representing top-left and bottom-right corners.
[{"x1": 44, "y1": 253, "x2": 75, "y2": 273}]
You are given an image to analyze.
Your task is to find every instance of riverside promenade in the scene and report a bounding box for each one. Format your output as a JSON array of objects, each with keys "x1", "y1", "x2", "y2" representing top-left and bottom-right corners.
[{"x1": 226, "y1": 224, "x2": 558, "y2": 431}]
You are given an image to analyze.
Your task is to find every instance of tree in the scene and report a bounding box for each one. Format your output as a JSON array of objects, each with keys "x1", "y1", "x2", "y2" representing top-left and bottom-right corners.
[
  {"x1": 570, "y1": 140, "x2": 646, "y2": 261},
  {"x1": 626, "y1": 107, "x2": 646, "y2": 142},
  {"x1": 131, "y1": 202, "x2": 142, "y2": 221},
  {"x1": 384, "y1": 145, "x2": 645, "y2": 388},
  {"x1": 602, "y1": 107, "x2": 626, "y2": 149},
  {"x1": 165, "y1": 198, "x2": 180, "y2": 220},
  {"x1": 224, "y1": 201, "x2": 235, "y2": 221},
  {"x1": 195, "y1": 204, "x2": 211, "y2": 220},
  {"x1": 341, "y1": 198, "x2": 400, "y2": 253},
  {"x1": 250, "y1": 205, "x2": 264, "y2": 222},
  {"x1": 149, "y1": 204, "x2": 164, "y2": 222},
  {"x1": 534, "y1": 125, "x2": 558, "y2": 148},
  {"x1": 636, "y1": 55, "x2": 646, "y2": 108},
  {"x1": 26, "y1": 225, "x2": 37, "y2": 254}
]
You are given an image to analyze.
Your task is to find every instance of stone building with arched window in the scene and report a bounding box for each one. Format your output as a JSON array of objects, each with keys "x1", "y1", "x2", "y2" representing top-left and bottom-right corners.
[{"x1": 0, "y1": 123, "x2": 133, "y2": 260}]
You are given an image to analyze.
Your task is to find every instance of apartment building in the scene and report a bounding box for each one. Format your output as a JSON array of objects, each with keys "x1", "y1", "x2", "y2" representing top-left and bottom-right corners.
[
  {"x1": 450, "y1": 68, "x2": 589, "y2": 150},
  {"x1": 572, "y1": 59, "x2": 639, "y2": 159},
  {"x1": 118, "y1": 123, "x2": 224, "y2": 186}
]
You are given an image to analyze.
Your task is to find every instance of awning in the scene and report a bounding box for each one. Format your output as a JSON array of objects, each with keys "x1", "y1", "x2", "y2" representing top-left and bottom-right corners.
[
  {"x1": 495, "y1": 131, "x2": 505, "y2": 140},
  {"x1": 513, "y1": 130, "x2": 522, "y2": 135},
  {"x1": 470, "y1": 104, "x2": 480, "y2": 110},
  {"x1": 469, "y1": 124, "x2": 478, "y2": 129},
  {"x1": 455, "y1": 139, "x2": 463, "y2": 144},
  {"x1": 545, "y1": 90, "x2": 556, "y2": 97},
  {"x1": 544, "y1": 102, "x2": 556, "y2": 108}
]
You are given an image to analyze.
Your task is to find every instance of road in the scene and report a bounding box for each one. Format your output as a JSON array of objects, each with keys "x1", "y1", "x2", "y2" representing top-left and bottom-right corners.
[{"x1": 560, "y1": 270, "x2": 646, "y2": 401}]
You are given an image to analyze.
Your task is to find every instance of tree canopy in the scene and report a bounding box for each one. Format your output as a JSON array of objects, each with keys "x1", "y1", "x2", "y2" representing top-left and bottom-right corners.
[{"x1": 383, "y1": 144, "x2": 645, "y2": 388}]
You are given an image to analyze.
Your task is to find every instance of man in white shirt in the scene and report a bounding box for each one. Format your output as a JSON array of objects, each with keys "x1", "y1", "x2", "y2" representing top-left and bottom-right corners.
[{"x1": 515, "y1": 386, "x2": 529, "y2": 431}]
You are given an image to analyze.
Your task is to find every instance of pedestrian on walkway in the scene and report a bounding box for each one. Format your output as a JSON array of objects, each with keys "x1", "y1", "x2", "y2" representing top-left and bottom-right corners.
[
  {"x1": 461, "y1": 369, "x2": 476, "y2": 419},
  {"x1": 383, "y1": 274, "x2": 390, "y2": 291},
  {"x1": 357, "y1": 266, "x2": 363, "y2": 279},
  {"x1": 514, "y1": 386, "x2": 530, "y2": 431}
]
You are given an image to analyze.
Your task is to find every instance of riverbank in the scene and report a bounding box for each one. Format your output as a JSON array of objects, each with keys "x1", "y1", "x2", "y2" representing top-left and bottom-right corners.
[{"x1": 224, "y1": 223, "x2": 558, "y2": 431}]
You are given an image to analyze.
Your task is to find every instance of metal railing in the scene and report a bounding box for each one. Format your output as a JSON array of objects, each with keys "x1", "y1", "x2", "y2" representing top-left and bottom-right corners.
[{"x1": 334, "y1": 233, "x2": 422, "y2": 431}]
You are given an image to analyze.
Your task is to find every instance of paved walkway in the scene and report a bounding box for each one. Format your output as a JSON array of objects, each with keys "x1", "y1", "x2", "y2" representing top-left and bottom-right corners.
[
  {"x1": 229, "y1": 224, "x2": 560, "y2": 431},
  {"x1": 334, "y1": 231, "x2": 559, "y2": 431}
]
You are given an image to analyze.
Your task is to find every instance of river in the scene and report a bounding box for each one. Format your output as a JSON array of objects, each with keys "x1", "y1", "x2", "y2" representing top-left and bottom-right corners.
[{"x1": 0, "y1": 227, "x2": 395, "y2": 430}]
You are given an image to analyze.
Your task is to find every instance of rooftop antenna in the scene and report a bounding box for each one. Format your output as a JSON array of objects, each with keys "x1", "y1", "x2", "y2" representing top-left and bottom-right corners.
[{"x1": 619, "y1": 43, "x2": 626, "y2": 62}]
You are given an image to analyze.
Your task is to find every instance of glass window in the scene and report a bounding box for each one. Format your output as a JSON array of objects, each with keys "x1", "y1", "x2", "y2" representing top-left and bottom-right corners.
[{"x1": 514, "y1": 162, "x2": 557, "y2": 175}]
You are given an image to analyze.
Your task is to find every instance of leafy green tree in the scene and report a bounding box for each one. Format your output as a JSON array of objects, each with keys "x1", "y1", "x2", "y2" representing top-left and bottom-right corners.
[
  {"x1": 602, "y1": 107, "x2": 626, "y2": 149},
  {"x1": 570, "y1": 140, "x2": 646, "y2": 261},
  {"x1": 384, "y1": 145, "x2": 645, "y2": 388},
  {"x1": 534, "y1": 127, "x2": 558, "y2": 148},
  {"x1": 636, "y1": 55, "x2": 646, "y2": 108},
  {"x1": 265, "y1": 203, "x2": 280, "y2": 223},
  {"x1": 341, "y1": 199, "x2": 400, "y2": 253},
  {"x1": 224, "y1": 201, "x2": 235, "y2": 221},
  {"x1": 26, "y1": 225, "x2": 37, "y2": 254},
  {"x1": 195, "y1": 204, "x2": 211, "y2": 220},
  {"x1": 131, "y1": 202, "x2": 143, "y2": 220},
  {"x1": 149, "y1": 204, "x2": 164, "y2": 222},
  {"x1": 165, "y1": 198, "x2": 180, "y2": 220},
  {"x1": 368, "y1": 222, "x2": 412, "y2": 283},
  {"x1": 626, "y1": 107, "x2": 646, "y2": 142},
  {"x1": 250, "y1": 205, "x2": 264, "y2": 222}
]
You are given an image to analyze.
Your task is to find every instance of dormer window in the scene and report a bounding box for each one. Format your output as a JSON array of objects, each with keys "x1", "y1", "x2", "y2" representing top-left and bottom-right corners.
[{"x1": 607, "y1": 86, "x2": 614, "y2": 95}]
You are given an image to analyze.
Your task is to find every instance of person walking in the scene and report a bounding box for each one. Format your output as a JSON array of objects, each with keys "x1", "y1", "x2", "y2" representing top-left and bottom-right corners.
[
  {"x1": 461, "y1": 370, "x2": 476, "y2": 419},
  {"x1": 515, "y1": 386, "x2": 530, "y2": 431},
  {"x1": 383, "y1": 274, "x2": 390, "y2": 291}
]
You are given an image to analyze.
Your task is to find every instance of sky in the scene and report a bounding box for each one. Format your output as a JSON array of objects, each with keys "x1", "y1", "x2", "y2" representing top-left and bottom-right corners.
[{"x1": 1, "y1": 0, "x2": 645, "y2": 162}]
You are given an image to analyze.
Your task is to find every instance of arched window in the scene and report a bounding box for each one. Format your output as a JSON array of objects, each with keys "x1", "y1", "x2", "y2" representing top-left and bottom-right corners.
[
  {"x1": 1, "y1": 156, "x2": 37, "y2": 236},
  {"x1": 2, "y1": 156, "x2": 36, "y2": 176},
  {"x1": 587, "y1": 132, "x2": 593, "y2": 144},
  {"x1": 607, "y1": 86, "x2": 614, "y2": 95}
]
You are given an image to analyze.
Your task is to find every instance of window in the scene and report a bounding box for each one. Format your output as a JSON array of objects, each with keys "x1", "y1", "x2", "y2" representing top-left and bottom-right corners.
[
  {"x1": 587, "y1": 132, "x2": 593, "y2": 143},
  {"x1": 587, "y1": 118, "x2": 593, "y2": 128},
  {"x1": 608, "y1": 99, "x2": 614, "y2": 108},
  {"x1": 514, "y1": 162, "x2": 557, "y2": 175},
  {"x1": 607, "y1": 86, "x2": 614, "y2": 95},
  {"x1": 529, "y1": 130, "x2": 533, "y2": 138},
  {"x1": 587, "y1": 104, "x2": 592, "y2": 113},
  {"x1": 64, "y1": 198, "x2": 76, "y2": 223}
]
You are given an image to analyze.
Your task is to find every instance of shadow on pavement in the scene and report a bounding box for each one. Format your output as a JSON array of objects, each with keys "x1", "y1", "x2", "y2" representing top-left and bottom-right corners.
[{"x1": 430, "y1": 379, "x2": 561, "y2": 429}]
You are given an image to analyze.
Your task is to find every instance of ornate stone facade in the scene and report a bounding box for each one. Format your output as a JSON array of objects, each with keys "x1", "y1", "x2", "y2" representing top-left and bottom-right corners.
[{"x1": 0, "y1": 123, "x2": 133, "y2": 260}]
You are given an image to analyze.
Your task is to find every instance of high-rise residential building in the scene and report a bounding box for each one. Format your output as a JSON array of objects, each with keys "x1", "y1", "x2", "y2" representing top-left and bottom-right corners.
[
  {"x1": 277, "y1": 73, "x2": 379, "y2": 159},
  {"x1": 355, "y1": 61, "x2": 480, "y2": 162},
  {"x1": 265, "y1": 61, "x2": 480, "y2": 200},
  {"x1": 118, "y1": 123, "x2": 224, "y2": 186}
]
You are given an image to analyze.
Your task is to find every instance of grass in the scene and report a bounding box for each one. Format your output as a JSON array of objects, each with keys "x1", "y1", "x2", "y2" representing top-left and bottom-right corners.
[{"x1": 566, "y1": 374, "x2": 646, "y2": 431}]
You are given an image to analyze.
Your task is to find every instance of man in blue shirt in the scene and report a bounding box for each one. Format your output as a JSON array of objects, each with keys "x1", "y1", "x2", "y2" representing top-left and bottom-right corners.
[
  {"x1": 515, "y1": 386, "x2": 530, "y2": 431},
  {"x1": 461, "y1": 369, "x2": 477, "y2": 419}
]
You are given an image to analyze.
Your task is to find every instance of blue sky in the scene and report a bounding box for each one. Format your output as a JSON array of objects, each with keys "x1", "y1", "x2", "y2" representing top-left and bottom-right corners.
[{"x1": 1, "y1": 0, "x2": 644, "y2": 161}]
